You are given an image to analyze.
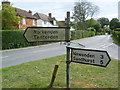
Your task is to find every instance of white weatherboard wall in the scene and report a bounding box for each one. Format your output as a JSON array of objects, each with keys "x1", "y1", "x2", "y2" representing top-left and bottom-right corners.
[
  {"x1": 37, "y1": 19, "x2": 54, "y2": 27},
  {"x1": 53, "y1": 20, "x2": 57, "y2": 26}
]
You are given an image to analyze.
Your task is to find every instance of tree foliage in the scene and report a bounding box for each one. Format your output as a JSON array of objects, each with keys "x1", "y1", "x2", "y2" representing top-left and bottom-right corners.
[
  {"x1": 97, "y1": 17, "x2": 109, "y2": 28},
  {"x1": 72, "y1": 0, "x2": 99, "y2": 23},
  {"x1": 110, "y1": 18, "x2": 120, "y2": 30},
  {"x1": 72, "y1": 0, "x2": 99, "y2": 30},
  {"x1": 85, "y1": 18, "x2": 101, "y2": 32},
  {"x1": 2, "y1": 4, "x2": 18, "y2": 30}
]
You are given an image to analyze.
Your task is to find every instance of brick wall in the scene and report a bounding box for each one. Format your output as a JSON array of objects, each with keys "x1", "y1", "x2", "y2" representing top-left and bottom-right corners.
[{"x1": 19, "y1": 17, "x2": 37, "y2": 30}]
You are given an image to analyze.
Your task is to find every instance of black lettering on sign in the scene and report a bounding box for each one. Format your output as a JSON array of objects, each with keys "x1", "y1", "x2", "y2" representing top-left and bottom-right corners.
[
  {"x1": 100, "y1": 60, "x2": 104, "y2": 65},
  {"x1": 41, "y1": 31, "x2": 58, "y2": 34},
  {"x1": 34, "y1": 35, "x2": 39, "y2": 39},
  {"x1": 100, "y1": 55, "x2": 104, "y2": 59},
  {"x1": 33, "y1": 35, "x2": 58, "y2": 40},
  {"x1": 34, "y1": 30, "x2": 37, "y2": 34},
  {"x1": 73, "y1": 56, "x2": 95, "y2": 63},
  {"x1": 33, "y1": 30, "x2": 59, "y2": 35},
  {"x1": 73, "y1": 52, "x2": 95, "y2": 58},
  {"x1": 34, "y1": 30, "x2": 41, "y2": 34}
]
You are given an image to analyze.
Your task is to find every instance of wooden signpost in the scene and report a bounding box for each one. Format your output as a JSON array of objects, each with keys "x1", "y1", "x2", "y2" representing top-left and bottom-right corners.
[
  {"x1": 24, "y1": 11, "x2": 111, "y2": 88},
  {"x1": 66, "y1": 12, "x2": 71, "y2": 88}
]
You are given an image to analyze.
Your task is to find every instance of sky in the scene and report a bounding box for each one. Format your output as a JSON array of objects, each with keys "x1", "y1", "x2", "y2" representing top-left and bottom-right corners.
[{"x1": 1, "y1": 0, "x2": 120, "y2": 21}]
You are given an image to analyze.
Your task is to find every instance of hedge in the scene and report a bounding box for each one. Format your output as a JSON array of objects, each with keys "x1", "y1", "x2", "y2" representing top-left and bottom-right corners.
[
  {"x1": 111, "y1": 28, "x2": 120, "y2": 45},
  {"x1": 1, "y1": 30, "x2": 50, "y2": 50},
  {"x1": 1, "y1": 30, "x2": 96, "y2": 50},
  {"x1": 71, "y1": 30, "x2": 95, "y2": 40}
]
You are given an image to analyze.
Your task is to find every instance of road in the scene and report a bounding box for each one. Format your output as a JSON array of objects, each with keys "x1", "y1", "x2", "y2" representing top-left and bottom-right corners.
[{"x1": 1, "y1": 35, "x2": 119, "y2": 68}]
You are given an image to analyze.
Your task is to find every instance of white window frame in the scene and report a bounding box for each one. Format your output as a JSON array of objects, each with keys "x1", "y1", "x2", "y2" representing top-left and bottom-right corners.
[
  {"x1": 33, "y1": 19, "x2": 35, "y2": 25},
  {"x1": 44, "y1": 21, "x2": 47, "y2": 25},
  {"x1": 22, "y1": 18, "x2": 26, "y2": 25}
]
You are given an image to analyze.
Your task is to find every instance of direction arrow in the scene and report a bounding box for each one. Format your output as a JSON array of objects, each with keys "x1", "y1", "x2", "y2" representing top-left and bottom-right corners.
[
  {"x1": 71, "y1": 48, "x2": 111, "y2": 67},
  {"x1": 24, "y1": 27, "x2": 67, "y2": 42}
]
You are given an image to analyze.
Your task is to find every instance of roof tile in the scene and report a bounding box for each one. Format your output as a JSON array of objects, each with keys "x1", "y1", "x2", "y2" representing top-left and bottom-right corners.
[{"x1": 15, "y1": 8, "x2": 36, "y2": 19}]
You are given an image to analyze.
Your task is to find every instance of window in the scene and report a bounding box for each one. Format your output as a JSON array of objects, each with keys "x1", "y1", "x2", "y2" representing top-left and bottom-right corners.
[
  {"x1": 33, "y1": 19, "x2": 35, "y2": 25},
  {"x1": 22, "y1": 18, "x2": 26, "y2": 25},
  {"x1": 44, "y1": 21, "x2": 47, "y2": 24}
]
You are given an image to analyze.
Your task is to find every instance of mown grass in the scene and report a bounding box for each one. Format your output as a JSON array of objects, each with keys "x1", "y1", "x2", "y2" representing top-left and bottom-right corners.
[{"x1": 1, "y1": 55, "x2": 119, "y2": 88}]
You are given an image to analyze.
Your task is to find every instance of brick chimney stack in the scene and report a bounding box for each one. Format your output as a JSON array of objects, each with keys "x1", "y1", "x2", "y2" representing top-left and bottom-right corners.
[
  {"x1": 2, "y1": 0, "x2": 10, "y2": 5},
  {"x1": 28, "y1": 10, "x2": 32, "y2": 15},
  {"x1": 49, "y1": 13, "x2": 52, "y2": 18}
]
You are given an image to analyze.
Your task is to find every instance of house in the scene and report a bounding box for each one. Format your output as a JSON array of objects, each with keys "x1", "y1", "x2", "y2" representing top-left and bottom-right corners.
[
  {"x1": 58, "y1": 18, "x2": 75, "y2": 30},
  {"x1": 2, "y1": 0, "x2": 37, "y2": 30},
  {"x1": 34, "y1": 13, "x2": 57, "y2": 27},
  {"x1": 2, "y1": 0, "x2": 58, "y2": 29},
  {"x1": 57, "y1": 21, "x2": 66, "y2": 27},
  {"x1": 15, "y1": 8, "x2": 37, "y2": 30},
  {"x1": 48, "y1": 13, "x2": 57, "y2": 26}
]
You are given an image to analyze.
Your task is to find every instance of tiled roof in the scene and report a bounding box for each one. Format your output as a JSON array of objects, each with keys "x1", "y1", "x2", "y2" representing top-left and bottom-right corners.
[
  {"x1": 34, "y1": 13, "x2": 57, "y2": 25},
  {"x1": 15, "y1": 8, "x2": 36, "y2": 19},
  {"x1": 34, "y1": 13, "x2": 49, "y2": 21},
  {"x1": 58, "y1": 21, "x2": 66, "y2": 26},
  {"x1": 49, "y1": 17, "x2": 56, "y2": 21}
]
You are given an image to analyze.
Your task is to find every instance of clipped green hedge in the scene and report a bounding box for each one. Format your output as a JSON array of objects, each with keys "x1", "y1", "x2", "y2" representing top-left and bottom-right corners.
[
  {"x1": 1, "y1": 30, "x2": 50, "y2": 50},
  {"x1": 71, "y1": 30, "x2": 95, "y2": 40},
  {"x1": 112, "y1": 28, "x2": 120, "y2": 45}
]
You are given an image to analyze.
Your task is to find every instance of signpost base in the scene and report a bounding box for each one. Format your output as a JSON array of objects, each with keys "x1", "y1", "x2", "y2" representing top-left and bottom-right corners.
[
  {"x1": 49, "y1": 62, "x2": 60, "y2": 87},
  {"x1": 66, "y1": 47, "x2": 70, "y2": 88}
]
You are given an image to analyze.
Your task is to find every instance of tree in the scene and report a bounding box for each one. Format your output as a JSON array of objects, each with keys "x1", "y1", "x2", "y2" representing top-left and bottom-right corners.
[
  {"x1": 110, "y1": 18, "x2": 120, "y2": 30},
  {"x1": 70, "y1": 21, "x2": 76, "y2": 29},
  {"x1": 2, "y1": 3, "x2": 18, "y2": 30},
  {"x1": 104, "y1": 27, "x2": 111, "y2": 34},
  {"x1": 72, "y1": 0, "x2": 99, "y2": 30},
  {"x1": 85, "y1": 18, "x2": 101, "y2": 32},
  {"x1": 97, "y1": 17, "x2": 109, "y2": 28}
]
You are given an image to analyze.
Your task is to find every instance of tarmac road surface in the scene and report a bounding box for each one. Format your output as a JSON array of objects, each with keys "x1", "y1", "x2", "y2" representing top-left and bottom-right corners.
[{"x1": 1, "y1": 35, "x2": 119, "y2": 68}]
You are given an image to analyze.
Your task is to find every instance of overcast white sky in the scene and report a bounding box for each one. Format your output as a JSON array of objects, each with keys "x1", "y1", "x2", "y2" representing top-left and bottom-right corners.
[{"x1": 1, "y1": 0, "x2": 120, "y2": 21}]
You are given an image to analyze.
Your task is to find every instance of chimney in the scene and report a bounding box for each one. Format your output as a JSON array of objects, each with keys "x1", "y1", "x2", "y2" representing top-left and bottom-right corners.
[
  {"x1": 2, "y1": 0, "x2": 10, "y2": 5},
  {"x1": 28, "y1": 10, "x2": 32, "y2": 14},
  {"x1": 49, "y1": 13, "x2": 52, "y2": 18}
]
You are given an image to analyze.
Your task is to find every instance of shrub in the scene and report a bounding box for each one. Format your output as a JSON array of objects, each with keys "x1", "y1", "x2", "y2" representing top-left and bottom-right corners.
[
  {"x1": 2, "y1": 30, "x2": 50, "y2": 50},
  {"x1": 71, "y1": 30, "x2": 95, "y2": 40},
  {"x1": 111, "y1": 28, "x2": 120, "y2": 45}
]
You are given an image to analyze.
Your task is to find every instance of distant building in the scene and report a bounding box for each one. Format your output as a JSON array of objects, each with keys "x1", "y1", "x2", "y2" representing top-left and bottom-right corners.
[
  {"x1": 57, "y1": 21, "x2": 66, "y2": 27},
  {"x1": 34, "y1": 13, "x2": 57, "y2": 27},
  {"x1": 2, "y1": 0, "x2": 37, "y2": 30},
  {"x1": 118, "y1": 1, "x2": 120, "y2": 21},
  {"x1": 2, "y1": 0, "x2": 58, "y2": 30},
  {"x1": 15, "y1": 8, "x2": 37, "y2": 30}
]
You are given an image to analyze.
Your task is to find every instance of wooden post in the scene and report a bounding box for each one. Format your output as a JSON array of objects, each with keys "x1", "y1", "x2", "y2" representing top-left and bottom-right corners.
[
  {"x1": 66, "y1": 47, "x2": 70, "y2": 88},
  {"x1": 66, "y1": 11, "x2": 70, "y2": 88},
  {"x1": 66, "y1": 12, "x2": 70, "y2": 42},
  {"x1": 49, "y1": 62, "x2": 60, "y2": 87}
]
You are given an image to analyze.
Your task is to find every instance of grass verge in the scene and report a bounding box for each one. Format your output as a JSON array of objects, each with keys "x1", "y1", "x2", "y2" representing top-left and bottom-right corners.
[
  {"x1": 1, "y1": 55, "x2": 119, "y2": 88},
  {"x1": 112, "y1": 37, "x2": 120, "y2": 46}
]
